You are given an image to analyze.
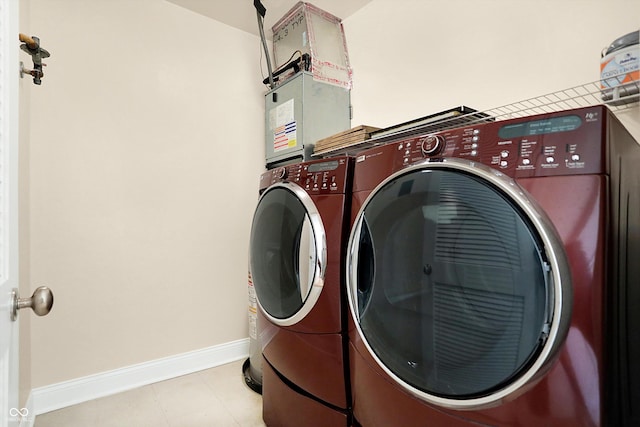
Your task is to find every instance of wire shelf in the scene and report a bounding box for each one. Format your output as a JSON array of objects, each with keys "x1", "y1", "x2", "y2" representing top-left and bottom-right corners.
[
  {"x1": 474, "y1": 78, "x2": 638, "y2": 124},
  {"x1": 314, "y1": 78, "x2": 639, "y2": 157}
]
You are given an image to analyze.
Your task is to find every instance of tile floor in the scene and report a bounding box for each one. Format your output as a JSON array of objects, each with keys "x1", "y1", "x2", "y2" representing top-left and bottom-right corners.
[{"x1": 35, "y1": 359, "x2": 266, "y2": 427}]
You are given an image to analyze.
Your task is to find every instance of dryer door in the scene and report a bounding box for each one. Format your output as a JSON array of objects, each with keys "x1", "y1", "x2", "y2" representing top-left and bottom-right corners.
[
  {"x1": 347, "y1": 158, "x2": 572, "y2": 409},
  {"x1": 250, "y1": 182, "x2": 326, "y2": 327}
]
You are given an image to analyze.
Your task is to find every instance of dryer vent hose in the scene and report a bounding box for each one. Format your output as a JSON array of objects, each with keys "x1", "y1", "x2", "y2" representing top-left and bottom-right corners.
[{"x1": 254, "y1": 0, "x2": 275, "y2": 89}]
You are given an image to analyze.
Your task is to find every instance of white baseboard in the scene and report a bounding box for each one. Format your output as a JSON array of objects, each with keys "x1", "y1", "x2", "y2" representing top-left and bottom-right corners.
[{"x1": 26, "y1": 338, "x2": 249, "y2": 421}]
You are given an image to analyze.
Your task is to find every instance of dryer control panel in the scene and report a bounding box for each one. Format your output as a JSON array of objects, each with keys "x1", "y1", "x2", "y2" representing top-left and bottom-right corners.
[
  {"x1": 259, "y1": 156, "x2": 352, "y2": 194},
  {"x1": 355, "y1": 105, "x2": 609, "y2": 181}
]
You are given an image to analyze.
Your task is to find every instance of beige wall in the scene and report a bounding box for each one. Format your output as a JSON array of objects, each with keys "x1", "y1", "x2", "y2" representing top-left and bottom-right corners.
[
  {"x1": 22, "y1": 0, "x2": 639, "y2": 393},
  {"x1": 27, "y1": 0, "x2": 265, "y2": 387},
  {"x1": 344, "y1": 0, "x2": 639, "y2": 136}
]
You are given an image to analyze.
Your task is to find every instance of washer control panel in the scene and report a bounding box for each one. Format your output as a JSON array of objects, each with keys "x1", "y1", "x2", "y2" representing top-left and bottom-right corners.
[
  {"x1": 260, "y1": 157, "x2": 352, "y2": 194},
  {"x1": 371, "y1": 106, "x2": 608, "y2": 178}
]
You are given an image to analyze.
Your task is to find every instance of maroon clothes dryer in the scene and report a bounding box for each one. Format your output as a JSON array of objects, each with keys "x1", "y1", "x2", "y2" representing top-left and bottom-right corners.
[
  {"x1": 250, "y1": 157, "x2": 353, "y2": 426},
  {"x1": 346, "y1": 105, "x2": 640, "y2": 426}
]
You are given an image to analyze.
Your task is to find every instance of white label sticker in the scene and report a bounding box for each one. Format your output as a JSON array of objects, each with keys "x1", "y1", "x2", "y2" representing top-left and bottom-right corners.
[
  {"x1": 276, "y1": 99, "x2": 294, "y2": 127},
  {"x1": 274, "y1": 121, "x2": 297, "y2": 151}
]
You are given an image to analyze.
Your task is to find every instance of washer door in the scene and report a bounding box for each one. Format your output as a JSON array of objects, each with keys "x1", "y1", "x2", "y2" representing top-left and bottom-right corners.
[
  {"x1": 250, "y1": 183, "x2": 326, "y2": 327},
  {"x1": 347, "y1": 159, "x2": 572, "y2": 409}
]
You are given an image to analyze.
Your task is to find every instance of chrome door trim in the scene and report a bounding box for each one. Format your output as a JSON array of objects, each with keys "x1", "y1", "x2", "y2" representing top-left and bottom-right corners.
[
  {"x1": 347, "y1": 157, "x2": 573, "y2": 410},
  {"x1": 252, "y1": 182, "x2": 327, "y2": 327}
]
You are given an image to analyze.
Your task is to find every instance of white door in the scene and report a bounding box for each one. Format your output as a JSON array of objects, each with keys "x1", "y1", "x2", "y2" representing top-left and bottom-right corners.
[
  {"x1": 2, "y1": 3, "x2": 54, "y2": 423},
  {"x1": 0, "y1": 0, "x2": 21, "y2": 426}
]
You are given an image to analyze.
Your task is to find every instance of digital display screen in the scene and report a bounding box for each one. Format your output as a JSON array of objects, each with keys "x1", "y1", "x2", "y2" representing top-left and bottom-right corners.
[
  {"x1": 498, "y1": 115, "x2": 582, "y2": 139},
  {"x1": 308, "y1": 160, "x2": 339, "y2": 172}
]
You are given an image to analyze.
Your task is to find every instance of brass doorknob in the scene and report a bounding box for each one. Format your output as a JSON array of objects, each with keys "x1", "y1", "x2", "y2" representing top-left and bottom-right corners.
[{"x1": 11, "y1": 286, "x2": 54, "y2": 321}]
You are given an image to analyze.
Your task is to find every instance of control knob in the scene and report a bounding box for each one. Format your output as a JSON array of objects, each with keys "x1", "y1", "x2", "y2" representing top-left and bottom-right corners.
[
  {"x1": 277, "y1": 167, "x2": 288, "y2": 180},
  {"x1": 421, "y1": 135, "x2": 445, "y2": 156}
]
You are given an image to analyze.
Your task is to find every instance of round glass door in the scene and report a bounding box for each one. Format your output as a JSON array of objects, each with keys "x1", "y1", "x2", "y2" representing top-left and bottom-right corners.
[
  {"x1": 347, "y1": 159, "x2": 572, "y2": 409},
  {"x1": 250, "y1": 183, "x2": 326, "y2": 326}
]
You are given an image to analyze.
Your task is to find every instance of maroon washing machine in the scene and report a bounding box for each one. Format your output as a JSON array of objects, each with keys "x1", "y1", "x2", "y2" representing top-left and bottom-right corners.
[
  {"x1": 249, "y1": 157, "x2": 353, "y2": 426},
  {"x1": 346, "y1": 105, "x2": 640, "y2": 426}
]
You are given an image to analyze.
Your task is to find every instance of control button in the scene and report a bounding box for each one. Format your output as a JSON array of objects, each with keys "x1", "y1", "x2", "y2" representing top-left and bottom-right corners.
[
  {"x1": 571, "y1": 154, "x2": 580, "y2": 161},
  {"x1": 473, "y1": 129, "x2": 480, "y2": 135},
  {"x1": 472, "y1": 136, "x2": 479, "y2": 142},
  {"x1": 405, "y1": 150, "x2": 410, "y2": 156},
  {"x1": 471, "y1": 143, "x2": 478, "y2": 149},
  {"x1": 398, "y1": 144, "x2": 404, "y2": 150},
  {"x1": 522, "y1": 158, "x2": 531, "y2": 165},
  {"x1": 501, "y1": 150, "x2": 509, "y2": 158},
  {"x1": 277, "y1": 167, "x2": 288, "y2": 179},
  {"x1": 421, "y1": 135, "x2": 445, "y2": 156},
  {"x1": 500, "y1": 160, "x2": 508, "y2": 167},
  {"x1": 403, "y1": 158, "x2": 409, "y2": 164},
  {"x1": 470, "y1": 150, "x2": 477, "y2": 156},
  {"x1": 546, "y1": 156, "x2": 555, "y2": 163}
]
